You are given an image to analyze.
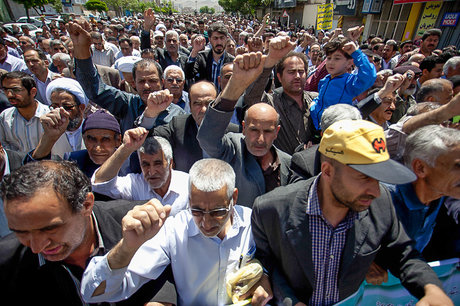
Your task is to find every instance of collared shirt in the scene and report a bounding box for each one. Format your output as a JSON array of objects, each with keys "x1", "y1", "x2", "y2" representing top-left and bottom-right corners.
[
  {"x1": 65, "y1": 125, "x2": 83, "y2": 152},
  {"x1": 115, "y1": 49, "x2": 141, "y2": 60},
  {"x1": 91, "y1": 45, "x2": 115, "y2": 67},
  {"x1": 306, "y1": 176, "x2": 358, "y2": 306},
  {"x1": 91, "y1": 169, "x2": 189, "y2": 216},
  {"x1": 0, "y1": 101, "x2": 49, "y2": 153},
  {"x1": 262, "y1": 147, "x2": 281, "y2": 192},
  {"x1": 81, "y1": 205, "x2": 255, "y2": 306},
  {"x1": 33, "y1": 70, "x2": 54, "y2": 105},
  {"x1": 386, "y1": 183, "x2": 443, "y2": 252},
  {"x1": 211, "y1": 53, "x2": 225, "y2": 90},
  {"x1": 176, "y1": 91, "x2": 190, "y2": 113},
  {"x1": 0, "y1": 54, "x2": 29, "y2": 72}
]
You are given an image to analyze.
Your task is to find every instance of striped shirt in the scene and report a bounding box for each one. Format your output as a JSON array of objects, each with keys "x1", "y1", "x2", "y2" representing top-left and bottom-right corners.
[
  {"x1": 91, "y1": 45, "x2": 115, "y2": 67},
  {"x1": 211, "y1": 53, "x2": 225, "y2": 91},
  {"x1": 307, "y1": 176, "x2": 358, "y2": 306}
]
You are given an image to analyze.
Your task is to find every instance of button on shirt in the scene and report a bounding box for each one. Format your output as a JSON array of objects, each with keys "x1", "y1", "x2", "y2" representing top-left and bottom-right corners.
[
  {"x1": 0, "y1": 101, "x2": 49, "y2": 153},
  {"x1": 307, "y1": 176, "x2": 358, "y2": 306},
  {"x1": 81, "y1": 205, "x2": 255, "y2": 306},
  {"x1": 33, "y1": 70, "x2": 55, "y2": 105},
  {"x1": 91, "y1": 169, "x2": 189, "y2": 216}
]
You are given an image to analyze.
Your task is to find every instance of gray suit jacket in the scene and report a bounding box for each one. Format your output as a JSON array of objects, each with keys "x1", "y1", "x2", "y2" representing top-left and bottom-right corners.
[
  {"x1": 252, "y1": 177, "x2": 442, "y2": 305},
  {"x1": 197, "y1": 106, "x2": 292, "y2": 208}
]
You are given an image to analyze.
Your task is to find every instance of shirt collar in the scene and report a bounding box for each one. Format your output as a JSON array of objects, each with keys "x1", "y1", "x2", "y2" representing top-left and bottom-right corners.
[
  {"x1": 398, "y1": 183, "x2": 431, "y2": 211},
  {"x1": 90, "y1": 211, "x2": 105, "y2": 256}
]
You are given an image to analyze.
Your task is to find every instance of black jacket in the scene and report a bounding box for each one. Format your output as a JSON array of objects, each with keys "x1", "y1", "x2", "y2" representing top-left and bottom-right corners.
[
  {"x1": 0, "y1": 199, "x2": 171, "y2": 306},
  {"x1": 184, "y1": 49, "x2": 234, "y2": 83}
]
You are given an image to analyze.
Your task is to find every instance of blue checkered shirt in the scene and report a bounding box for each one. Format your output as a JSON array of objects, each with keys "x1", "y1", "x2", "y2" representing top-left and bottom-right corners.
[
  {"x1": 211, "y1": 53, "x2": 225, "y2": 90},
  {"x1": 306, "y1": 176, "x2": 358, "y2": 306}
]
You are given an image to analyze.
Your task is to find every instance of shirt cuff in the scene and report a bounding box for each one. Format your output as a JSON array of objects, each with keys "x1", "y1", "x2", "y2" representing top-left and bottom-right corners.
[{"x1": 213, "y1": 96, "x2": 238, "y2": 112}]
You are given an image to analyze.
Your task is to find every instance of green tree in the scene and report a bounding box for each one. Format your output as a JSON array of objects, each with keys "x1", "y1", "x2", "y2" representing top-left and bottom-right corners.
[
  {"x1": 199, "y1": 6, "x2": 215, "y2": 14},
  {"x1": 50, "y1": 0, "x2": 63, "y2": 14},
  {"x1": 84, "y1": 0, "x2": 108, "y2": 13},
  {"x1": 218, "y1": 0, "x2": 262, "y2": 15},
  {"x1": 12, "y1": 0, "x2": 50, "y2": 22}
]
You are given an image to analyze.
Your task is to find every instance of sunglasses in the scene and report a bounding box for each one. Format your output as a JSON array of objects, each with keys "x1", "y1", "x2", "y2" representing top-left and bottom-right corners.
[{"x1": 189, "y1": 200, "x2": 233, "y2": 218}]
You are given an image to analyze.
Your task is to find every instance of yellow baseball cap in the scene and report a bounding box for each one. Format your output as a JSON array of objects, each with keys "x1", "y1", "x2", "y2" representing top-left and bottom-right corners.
[{"x1": 319, "y1": 120, "x2": 416, "y2": 184}]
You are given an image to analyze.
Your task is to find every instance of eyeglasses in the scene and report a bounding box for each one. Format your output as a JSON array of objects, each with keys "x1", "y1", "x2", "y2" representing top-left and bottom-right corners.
[
  {"x1": 50, "y1": 104, "x2": 78, "y2": 111},
  {"x1": 189, "y1": 200, "x2": 233, "y2": 219},
  {"x1": 1, "y1": 87, "x2": 24, "y2": 94},
  {"x1": 166, "y1": 77, "x2": 184, "y2": 84}
]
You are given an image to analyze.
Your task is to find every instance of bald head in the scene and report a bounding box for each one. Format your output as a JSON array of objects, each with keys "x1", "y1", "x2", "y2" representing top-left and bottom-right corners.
[
  {"x1": 416, "y1": 78, "x2": 453, "y2": 105},
  {"x1": 243, "y1": 103, "x2": 280, "y2": 157}
]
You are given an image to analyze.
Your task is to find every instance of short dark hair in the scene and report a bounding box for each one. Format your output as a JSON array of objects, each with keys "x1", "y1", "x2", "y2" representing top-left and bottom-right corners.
[
  {"x1": 422, "y1": 28, "x2": 442, "y2": 41},
  {"x1": 119, "y1": 37, "x2": 132, "y2": 47},
  {"x1": 449, "y1": 75, "x2": 460, "y2": 89},
  {"x1": 385, "y1": 40, "x2": 398, "y2": 52},
  {"x1": 207, "y1": 22, "x2": 228, "y2": 38},
  {"x1": 0, "y1": 160, "x2": 91, "y2": 213},
  {"x1": 400, "y1": 40, "x2": 413, "y2": 50},
  {"x1": 25, "y1": 48, "x2": 48, "y2": 61},
  {"x1": 416, "y1": 79, "x2": 451, "y2": 102},
  {"x1": 323, "y1": 38, "x2": 352, "y2": 59},
  {"x1": 276, "y1": 51, "x2": 308, "y2": 76},
  {"x1": 133, "y1": 58, "x2": 162, "y2": 81},
  {"x1": 1, "y1": 71, "x2": 36, "y2": 93},
  {"x1": 419, "y1": 55, "x2": 445, "y2": 72}
]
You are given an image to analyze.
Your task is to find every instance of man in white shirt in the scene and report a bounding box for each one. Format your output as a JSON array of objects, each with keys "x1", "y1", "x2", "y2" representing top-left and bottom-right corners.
[
  {"x1": 82, "y1": 158, "x2": 273, "y2": 305},
  {"x1": 24, "y1": 48, "x2": 60, "y2": 105},
  {"x1": 91, "y1": 127, "x2": 189, "y2": 216},
  {"x1": 0, "y1": 71, "x2": 48, "y2": 153},
  {"x1": 0, "y1": 38, "x2": 29, "y2": 73},
  {"x1": 90, "y1": 32, "x2": 115, "y2": 67}
]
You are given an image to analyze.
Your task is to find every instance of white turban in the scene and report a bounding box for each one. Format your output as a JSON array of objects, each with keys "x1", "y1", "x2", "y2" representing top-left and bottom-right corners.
[
  {"x1": 114, "y1": 56, "x2": 141, "y2": 73},
  {"x1": 46, "y1": 77, "x2": 89, "y2": 106}
]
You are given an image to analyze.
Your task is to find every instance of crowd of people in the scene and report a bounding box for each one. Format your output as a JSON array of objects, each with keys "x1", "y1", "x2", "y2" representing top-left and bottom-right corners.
[{"x1": 0, "y1": 9, "x2": 458, "y2": 306}]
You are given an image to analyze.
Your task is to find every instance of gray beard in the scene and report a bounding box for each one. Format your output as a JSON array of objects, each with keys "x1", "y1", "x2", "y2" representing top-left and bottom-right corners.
[
  {"x1": 400, "y1": 87, "x2": 416, "y2": 97},
  {"x1": 67, "y1": 117, "x2": 82, "y2": 131}
]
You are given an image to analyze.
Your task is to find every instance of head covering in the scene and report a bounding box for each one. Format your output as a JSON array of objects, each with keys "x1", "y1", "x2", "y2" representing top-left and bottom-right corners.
[
  {"x1": 154, "y1": 30, "x2": 164, "y2": 38},
  {"x1": 393, "y1": 65, "x2": 422, "y2": 75},
  {"x1": 82, "y1": 110, "x2": 120, "y2": 134},
  {"x1": 46, "y1": 77, "x2": 89, "y2": 106},
  {"x1": 114, "y1": 56, "x2": 141, "y2": 73},
  {"x1": 156, "y1": 24, "x2": 166, "y2": 31},
  {"x1": 319, "y1": 120, "x2": 416, "y2": 184}
]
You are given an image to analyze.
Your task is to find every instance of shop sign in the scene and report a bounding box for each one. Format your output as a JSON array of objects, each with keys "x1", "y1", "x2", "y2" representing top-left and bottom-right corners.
[
  {"x1": 362, "y1": 0, "x2": 384, "y2": 14},
  {"x1": 317, "y1": 3, "x2": 333, "y2": 30},
  {"x1": 441, "y1": 12, "x2": 460, "y2": 27},
  {"x1": 333, "y1": 0, "x2": 356, "y2": 16},
  {"x1": 415, "y1": 1, "x2": 442, "y2": 37},
  {"x1": 394, "y1": 0, "x2": 440, "y2": 5}
]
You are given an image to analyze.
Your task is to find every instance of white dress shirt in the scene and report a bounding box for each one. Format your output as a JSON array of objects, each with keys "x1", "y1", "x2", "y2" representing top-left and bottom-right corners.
[
  {"x1": 81, "y1": 205, "x2": 255, "y2": 306},
  {"x1": 91, "y1": 169, "x2": 189, "y2": 216}
]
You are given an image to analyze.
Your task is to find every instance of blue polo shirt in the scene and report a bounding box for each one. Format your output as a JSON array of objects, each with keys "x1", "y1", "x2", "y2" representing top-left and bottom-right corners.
[{"x1": 386, "y1": 183, "x2": 444, "y2": 252}]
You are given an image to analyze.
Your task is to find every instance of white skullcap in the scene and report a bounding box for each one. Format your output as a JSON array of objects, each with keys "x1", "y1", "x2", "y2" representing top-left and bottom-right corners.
[
  {"x1": 154, "y1": 30, "x2": 164, "y2": 38},
  {"x1": 155, "y1": 24, "x2": 166, "y2": 31},
  {"x1": 114, "y1": 56, "x2": 141, "y2": 73}
]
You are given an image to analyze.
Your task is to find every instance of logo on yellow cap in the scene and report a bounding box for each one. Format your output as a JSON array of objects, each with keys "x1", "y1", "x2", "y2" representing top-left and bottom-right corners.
[{"x1": 372, "y1": 138, "x2": 386, "y2": 153}]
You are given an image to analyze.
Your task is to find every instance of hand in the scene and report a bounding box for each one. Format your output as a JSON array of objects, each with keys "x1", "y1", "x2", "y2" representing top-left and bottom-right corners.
[
  {"x1": 347, "y1": 25, "x2": 364, "y2": 42},
  {"x1": 262, "y1": 13, "x2": 270, "y2": 25},
  {"x1": 342, "y1": 41, "x2": 357, "y2": 55},
  {"x1": 265, "y1": 36, "x2": 296, "y2": 68},
  {"x1": 331, "y1": 28, "x2": 342, "y2": 39},
  {"x1": 398, "y1": 71, "x2": 414, "y2": 93},
  {"x1": 236, "y1": 46, "x2": 247, "y2": 55},
  {"x1": 191, "y1": 35, "x2": 206, "y2": 57},
  {"x1": 239, "y1": 273, "x2": 273, "y2": 306},
  {"x1": 121, "y1": 199, "x2": 172, "y2": 252},
  {"x1": 40, "y1": 108, "x2": 70, "y2": 140},
  {"x1": 145, "y1": 89, "x2": 174, "y2": 118},
  {"x1": 248, "y1": 37, "x2": 263, "y2": 53},
  {"x1": 365, "y1": 261, "x2": 388, "y2": 285},
  {"x1": 381, "y1": 73, "x2": 405, "y2": 96},
  {"x1": 66, "y1": 21, "x2": 92, "y2": 59},
  {"x1": 122, "y1": 127, "x2": 148, "y2": 152},
  {"x1": 294, "y1": 303, "x2": 307, "y2": 306},
  {"x1": 143, "y1": 8, "x2": 156, "y2": 31},
  {"x1": 416, "y1": 284, "x2": 453, "y2": 306},
  {"x1": 301, "y1": 33, "x2": 314, "y2": 48},
  {"x1": 232, "y1": 52, "x2": 266, "y2": 87}
]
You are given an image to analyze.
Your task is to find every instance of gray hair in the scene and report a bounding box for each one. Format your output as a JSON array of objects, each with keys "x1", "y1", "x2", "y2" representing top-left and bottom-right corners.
[
  {"x1": 406, "y1": 102, "x2": 440, "y2": 116},
  {"x1": 165, "y1": 30, "x2": 179, "y2": 40},
  {"x1": 189, "y1": 159, "x2": 235, "y2": 199},
  {"x1": 163, "y1": 65, "x2": 185, "y2": 80},
  {"x1": 416, "y1": 79, "x2": 452, "y2": 102},
  {"x1": 320, "y1": 104, "x2": 362, "y2": 131},
  {"x1": 49, "y1": 39, "x2": 64, "y2": 49},
  {"x1": 404, "y1": 125, "x2": 460, "y2": 168},
  {"x1": 443, "y1": 56, "x2": 460, "y2": 76},
  {"x1": 52, "y1": 52, "x2": 71, "y2": 64},
  {"x1": 138, "y1": 136, "x2": 173, "y2": 164}
]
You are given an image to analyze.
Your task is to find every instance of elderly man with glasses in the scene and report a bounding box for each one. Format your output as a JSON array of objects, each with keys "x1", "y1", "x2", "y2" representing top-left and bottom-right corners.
[{"x1": 81, "y1": 158, "x2": 273, "y2": 305}]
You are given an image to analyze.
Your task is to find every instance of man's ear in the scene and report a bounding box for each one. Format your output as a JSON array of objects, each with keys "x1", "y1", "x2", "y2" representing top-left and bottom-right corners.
[
  {"x1": 81, "y1": 192, "x2": 95, "y2": 217},
  {"x1": 411, "y1": 158, "x2": 429, "y2": 179},
  {"x1": 232, "y1": 188, "x2": 238, "y2": 205},
  {"x1": 320, "y1": 160, "x2": 335, "y2": 182}
]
